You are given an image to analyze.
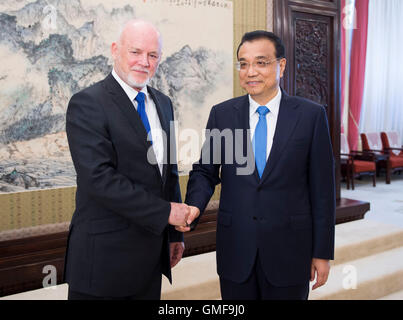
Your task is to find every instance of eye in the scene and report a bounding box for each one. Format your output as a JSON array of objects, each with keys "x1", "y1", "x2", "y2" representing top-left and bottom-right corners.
[
  {"x1": 256, "y1": 60, "x2": 267, "y2": 67},
  {"x1": 239, "y1": 62, "x2": 249, "y2": 69}
]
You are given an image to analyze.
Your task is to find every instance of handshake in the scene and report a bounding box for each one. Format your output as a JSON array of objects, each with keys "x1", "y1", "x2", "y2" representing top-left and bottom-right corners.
[{"x1": 168, "y1": 203, "x2": 200, "y2": 232}]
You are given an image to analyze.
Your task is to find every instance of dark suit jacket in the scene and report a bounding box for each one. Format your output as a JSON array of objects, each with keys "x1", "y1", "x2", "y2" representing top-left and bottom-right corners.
[
  {"x1": 64, "y1": 73, "x2": 183, "y2": 297},
  {"x1": 185, "y1": 90, "x2": 336, "y2": 286}
]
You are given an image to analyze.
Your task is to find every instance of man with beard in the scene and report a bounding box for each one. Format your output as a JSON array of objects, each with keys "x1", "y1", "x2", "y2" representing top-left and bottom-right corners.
[{"x1": 64, "y1": 20, "x2": 189, "y2": 300}]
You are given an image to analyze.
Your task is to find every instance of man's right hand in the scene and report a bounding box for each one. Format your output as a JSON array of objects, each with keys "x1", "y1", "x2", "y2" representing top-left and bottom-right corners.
[{"x1": 168, "y1": 202, "x2": 190, "y2": 227}]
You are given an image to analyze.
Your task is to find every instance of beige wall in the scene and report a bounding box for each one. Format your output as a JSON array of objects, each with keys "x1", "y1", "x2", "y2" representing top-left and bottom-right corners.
[{"x1": 232, "y1": 0, "x2": 270, "y2": 97}]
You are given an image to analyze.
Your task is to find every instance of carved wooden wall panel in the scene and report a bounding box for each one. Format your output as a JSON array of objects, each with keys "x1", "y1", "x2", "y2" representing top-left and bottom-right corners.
[{"x1": 295, "y1": 17, "x2": 329, "y2": 106}]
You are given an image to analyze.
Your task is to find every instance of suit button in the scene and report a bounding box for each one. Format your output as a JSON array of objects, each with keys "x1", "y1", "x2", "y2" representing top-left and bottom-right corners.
[
  {"x1": 257, "y1": 186, "x2": 261, "y2": 191},
  {"x1": 253, "y1": 216, "x2": 257, "y2": 220}
]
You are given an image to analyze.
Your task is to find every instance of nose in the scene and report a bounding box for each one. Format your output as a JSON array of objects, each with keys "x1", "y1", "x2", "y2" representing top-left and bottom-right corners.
[
  {"x1": 138, "y1": 53, "x2": 150, "y2": 67},
  {"x1": 246, "y1": 63, "x2": 259, "y2": 76}
]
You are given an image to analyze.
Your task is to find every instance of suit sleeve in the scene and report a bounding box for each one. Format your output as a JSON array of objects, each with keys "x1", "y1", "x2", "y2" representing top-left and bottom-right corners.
[
  {"x1": 309, "y1": 106, "x2": 336, "y2": 260},
  {"x1": 185, "y1": 106, "x2": 221, "y2": 225},
  {"x1": 66, "y1": 91, "x2": 171, "y2": 236}
]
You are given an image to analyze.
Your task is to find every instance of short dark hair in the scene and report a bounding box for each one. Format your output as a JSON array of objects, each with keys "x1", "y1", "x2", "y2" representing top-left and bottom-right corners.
[{"x1": 236, "y1": 30, "x2": 286, "y2": 60}]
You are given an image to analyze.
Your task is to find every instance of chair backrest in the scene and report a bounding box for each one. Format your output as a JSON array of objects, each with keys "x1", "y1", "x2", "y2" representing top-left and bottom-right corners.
[
  {"x1": 381, "y1": 131, "x2": 402, "y2": 156},
  {"x1": 362, "y1": 132, "x2": 383, "y2": 154},
  {"x1": 340, "y1": 134, "x2": 350, "y2": 159}
]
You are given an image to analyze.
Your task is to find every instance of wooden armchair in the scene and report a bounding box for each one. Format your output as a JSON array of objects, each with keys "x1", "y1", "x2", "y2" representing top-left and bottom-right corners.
[
  {"x1": 360, "y1": 132, "x2": 391, "y2": 184},
  {"x1": 340, "y1": 134, "x2": 376, "y2": 190},
  {"x1": 381, "y1": 131, "x2": 403, "y2": 178}
]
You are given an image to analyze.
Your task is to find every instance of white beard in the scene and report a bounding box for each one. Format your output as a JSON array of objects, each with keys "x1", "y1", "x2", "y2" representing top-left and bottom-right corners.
[{"x1": 127, "y1": 74, "x2": 150, "y2": 89}]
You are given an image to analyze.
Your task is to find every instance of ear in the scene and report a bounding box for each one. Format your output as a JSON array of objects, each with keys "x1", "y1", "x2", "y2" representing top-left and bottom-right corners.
[
  {"x1": 279, "y1": 58, "x2": 287, "y2": 78},
  {"x1": 111, "y1": 42, "x2": 118, "y2": 60}
]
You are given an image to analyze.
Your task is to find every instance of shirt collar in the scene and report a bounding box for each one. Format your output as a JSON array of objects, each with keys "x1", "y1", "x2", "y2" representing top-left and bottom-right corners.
[
  {"x1": 249, "y1": 89, "x2": 282, "y2": 117},
  {"x1": 112, "y1": 68, "x2": 148, "y2": 102}
]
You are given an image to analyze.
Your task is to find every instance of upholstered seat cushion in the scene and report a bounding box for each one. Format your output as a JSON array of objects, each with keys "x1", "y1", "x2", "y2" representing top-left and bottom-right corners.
[
  {"x1": 390, "y1": 155, "x2": 403, "y2": 168},
  {"x1": 353, "y1": 160, "x2": 376, "y2": 173}
]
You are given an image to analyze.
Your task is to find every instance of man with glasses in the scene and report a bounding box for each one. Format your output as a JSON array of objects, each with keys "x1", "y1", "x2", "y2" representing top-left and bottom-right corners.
[
  {"x1": 180, "y1": 31, "x2": 336, "y2": 300},
  {"x1": 64, "y1": 20, "x2": 189, "y2": 300}
]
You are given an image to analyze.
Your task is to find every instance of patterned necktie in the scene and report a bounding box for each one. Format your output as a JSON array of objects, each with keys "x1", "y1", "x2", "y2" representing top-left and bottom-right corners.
[
  {"x1": 253, "y1": 106, "x2": 270, "y2": 178},
  {"x1": 135, "y1": 92, "x2": 152, "y2": 143}
]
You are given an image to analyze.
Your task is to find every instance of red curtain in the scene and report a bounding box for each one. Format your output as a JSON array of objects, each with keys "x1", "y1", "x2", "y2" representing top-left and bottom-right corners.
[
  {"x1": 340, "y1": 0, "x2": 346, "y2": 134},
  {"x1": 348, "y1": 0, "x2": 369, "y2": 150}
]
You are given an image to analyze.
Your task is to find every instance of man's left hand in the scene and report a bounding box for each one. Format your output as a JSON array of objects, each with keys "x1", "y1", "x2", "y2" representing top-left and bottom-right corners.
[
  {"x1": 310, "y1": 258, "x2": 330, "y2": 290},
  {"x1": 170, "y1": 242, "x2": 185, "y2": 268}
]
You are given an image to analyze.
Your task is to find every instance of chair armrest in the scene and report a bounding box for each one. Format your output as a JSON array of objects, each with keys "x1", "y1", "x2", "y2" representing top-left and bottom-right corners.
[
  {"x1": 350, "y1": 150, "x2": 376, "y2": 161},
  {"x1": 363, "y1": 148, "x2": 383, "y2": 152},
  {"x1": 363, "y1": 149, "x2": 390, "y2": 157},
  {"x1": 386, "y1": 147, "x2": 403, "y2": 152}
]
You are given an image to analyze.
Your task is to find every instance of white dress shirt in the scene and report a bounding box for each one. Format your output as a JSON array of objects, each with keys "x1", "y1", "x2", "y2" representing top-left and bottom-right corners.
[
  {"x1": 249, "y1": 89, "x2": 282, "y2": 161},
  {"x1": 112, "y1": 69, "x2": 164, "y2": 175}
]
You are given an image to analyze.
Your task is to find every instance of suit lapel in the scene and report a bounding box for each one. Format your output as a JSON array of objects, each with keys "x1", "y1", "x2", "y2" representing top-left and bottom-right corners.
[
  {"x1": 259, "y1": 91, "x2": 301, "y2": 185},
  {"x1": 148, "y1": 86, "x2": 170, "y2": 185},
  {"x1": 104, "y1": 74, "x2": 163, "y2": 182}
]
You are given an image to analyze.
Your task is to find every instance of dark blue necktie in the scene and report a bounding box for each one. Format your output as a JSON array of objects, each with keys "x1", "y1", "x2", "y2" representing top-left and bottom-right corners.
[
  {"x1": 253, "y1": 106, "x2": 270, "y2": 178},
  {"x1": 135, "y1": 92, "x2": 152, "y2": 143}
]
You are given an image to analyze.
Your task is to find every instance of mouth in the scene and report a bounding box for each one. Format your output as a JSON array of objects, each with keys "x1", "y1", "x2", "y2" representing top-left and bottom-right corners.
[{"x1": 246, "y1": 81, "x2": 262, "y2": 86}]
